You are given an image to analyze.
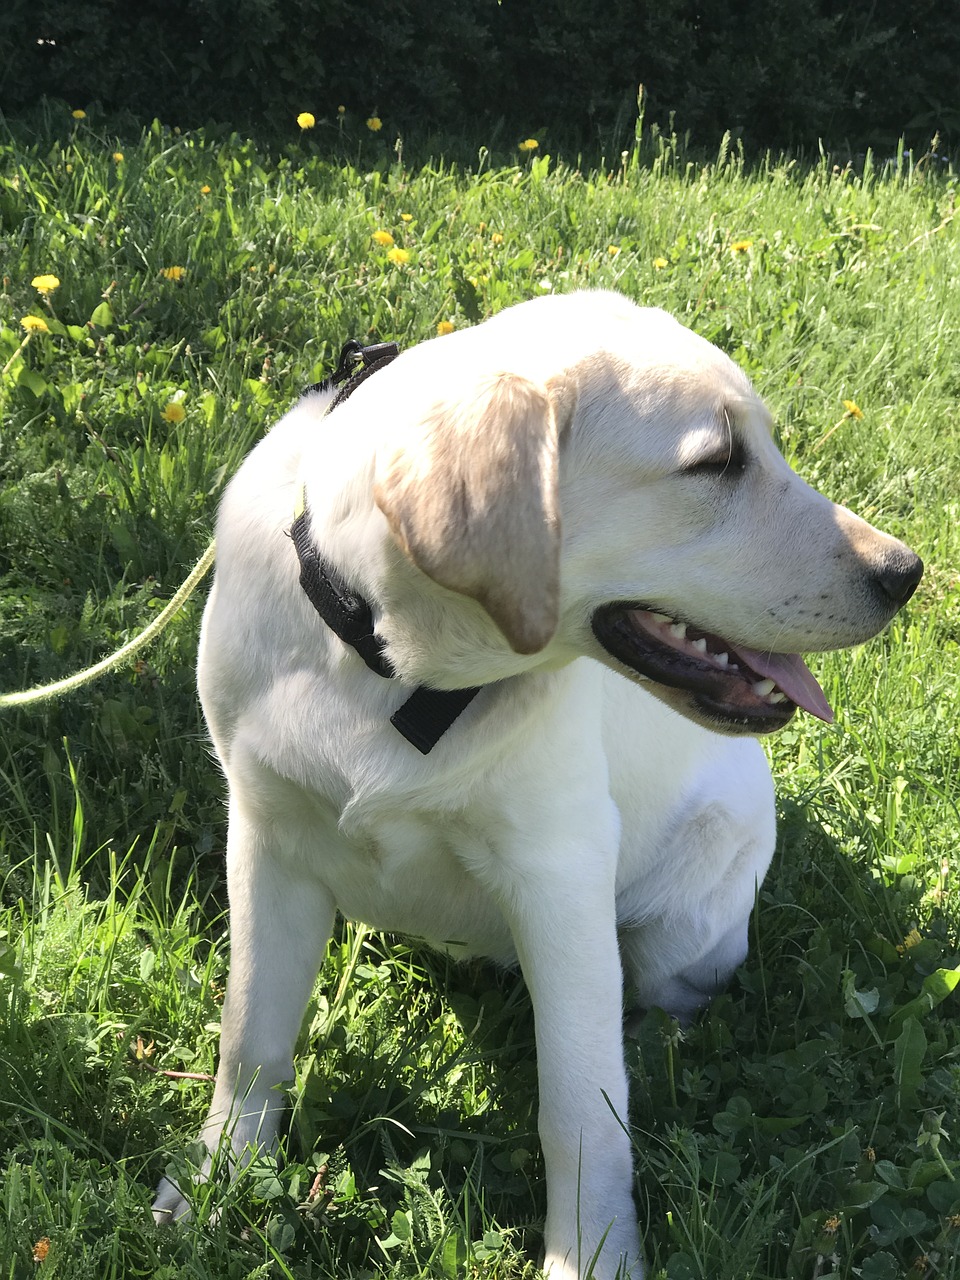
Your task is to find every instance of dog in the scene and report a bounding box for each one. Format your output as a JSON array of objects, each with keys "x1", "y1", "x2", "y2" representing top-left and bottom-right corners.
[{"x1": 153, "y1": 290, "x2": 922, "y2": 1278}]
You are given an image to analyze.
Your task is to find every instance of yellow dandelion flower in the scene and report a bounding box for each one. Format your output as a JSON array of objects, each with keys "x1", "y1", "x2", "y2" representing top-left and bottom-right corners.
[
  {"x1": 518, "y1": 138, "x2": 539, "y2": 153},
  {"x1": 436, "y1": 320, "x2": 455, "y2": 336},
  {"x1": 112, "y1": 151, "x2": 124, "y2": 163},
  {"x1": 31, "y1": 274, "x2": 60, "y2": 295},
  {"x1": 842, "y1": 399, "x2": 864, "y2": 419},
  {"x1": 71, "y1": 108, "x2": 86, "y2": 120},
  {"x1": 607, "y1": 245, "x2": 621, "y2": 257},
  {"x1": 902, "y1": 927, "x2": 923, "y2": 950},
  {"x1": 730, "y1": 239, "x2": 753, "y2": 253},
  {"x1": 160, "y1": 265, "x2": 186, "y2": 282},
  {"x1": 20, "y1": 315, "x2": 50, "y2": 333},
  {"x1": 400, "y1": 213, "x2": 413, "y2": 222},
  {"x1": 65, "y1": 164, "x2": 73, "y2": 174},
  {"x1": 653, "y1": 256, "x2": 669, "y2": 269},
  {"x1": 386, "y1": 246, "x2": 410, "y2": 265},
  {"x1": 371, "y1": 229, "x2": 394, "y2": 247},
  {"x1": 161, "y1": 401, "x2": 186, "y2": 424},
  {"x1": 366, "y1": 116, "x2": 383, "y2": 132},
  {"x1": 32, "y1": 1238, "x2": 51, "y2": 1263},
  {"x1": 491, "y1": 232, "x2": 504, "y2": 245},
  {"x1": 201, "y1": 184, "x2": 211, "y2": 194},
  {"x1": 296, "y1": 112, "x2": 316, "y2": 130}
]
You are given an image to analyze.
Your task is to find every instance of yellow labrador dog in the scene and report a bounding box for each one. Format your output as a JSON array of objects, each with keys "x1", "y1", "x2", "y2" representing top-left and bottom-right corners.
[{"x1": 154, "y1": 291, "x2": 921, "y2": 1278}]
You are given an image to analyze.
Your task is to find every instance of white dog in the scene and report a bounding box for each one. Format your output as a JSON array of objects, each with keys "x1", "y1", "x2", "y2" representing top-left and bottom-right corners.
[{"x1": 153, "y1": 291, "x2": 921, "y2": 1278}]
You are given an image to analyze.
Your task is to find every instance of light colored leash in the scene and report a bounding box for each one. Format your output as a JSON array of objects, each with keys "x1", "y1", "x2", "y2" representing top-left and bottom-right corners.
[{"x1": 0, "y1": 539, "x2": 216, "y2": 710}]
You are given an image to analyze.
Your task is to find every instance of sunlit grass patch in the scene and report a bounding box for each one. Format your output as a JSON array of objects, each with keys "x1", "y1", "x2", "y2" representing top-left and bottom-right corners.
[{"x1": 0, "y1": 114, "x2": 958, "y2": 1278}]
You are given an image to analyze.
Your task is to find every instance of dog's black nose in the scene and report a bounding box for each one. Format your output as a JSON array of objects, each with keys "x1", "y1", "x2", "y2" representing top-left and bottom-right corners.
[{"x1": 875, "y1": 549, "x2": 923, "y2": 607}]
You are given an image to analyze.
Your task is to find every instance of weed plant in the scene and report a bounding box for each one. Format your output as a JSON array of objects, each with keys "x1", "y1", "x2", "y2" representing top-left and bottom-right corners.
[{"x1": 0, "y1": 110, "x2": 959, "y2": 1278}]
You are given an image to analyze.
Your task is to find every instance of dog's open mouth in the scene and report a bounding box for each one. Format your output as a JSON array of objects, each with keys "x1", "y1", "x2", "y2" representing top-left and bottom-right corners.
[{"x1": 592, "y1": 605, "x2": 834, "y2": 733}]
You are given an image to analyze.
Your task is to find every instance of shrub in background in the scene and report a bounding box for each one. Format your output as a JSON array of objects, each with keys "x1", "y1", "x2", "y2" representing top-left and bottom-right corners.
[{"x1": 1, "y1": 0, "x2": 957, "y2": 155}]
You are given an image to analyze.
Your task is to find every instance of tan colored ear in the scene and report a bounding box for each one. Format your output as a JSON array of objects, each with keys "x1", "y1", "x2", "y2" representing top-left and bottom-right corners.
[{"x1": 374, "y1": 372, "x2": 569, "y2": 654}]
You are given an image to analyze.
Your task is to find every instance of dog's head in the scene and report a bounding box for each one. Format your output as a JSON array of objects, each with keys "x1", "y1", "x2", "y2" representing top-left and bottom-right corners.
[{"x1": 372, "y1": 291, "x2": 922, "y2": 735}]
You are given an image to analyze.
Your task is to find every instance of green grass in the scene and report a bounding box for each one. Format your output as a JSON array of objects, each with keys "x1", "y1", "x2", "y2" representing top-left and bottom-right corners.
[{"x1": 1, "y1": 107, "x2": 959, "y2": 1278}]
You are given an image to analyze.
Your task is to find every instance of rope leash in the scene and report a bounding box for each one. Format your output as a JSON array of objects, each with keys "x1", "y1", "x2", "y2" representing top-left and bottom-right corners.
[
  {"x1": 0, "y1": 340, "x2": 386, "y2": 712},
  {"x1": 0, "y1": 539, "x2": 216, "y2": 710},
  {"x1": 1, "y1": 340, "x2": 398, "y2": 714}
]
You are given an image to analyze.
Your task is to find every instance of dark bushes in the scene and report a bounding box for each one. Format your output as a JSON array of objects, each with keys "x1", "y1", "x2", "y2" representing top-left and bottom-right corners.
[{"x1": 2, "y1": 0, "x2": 957, "y2": 152}]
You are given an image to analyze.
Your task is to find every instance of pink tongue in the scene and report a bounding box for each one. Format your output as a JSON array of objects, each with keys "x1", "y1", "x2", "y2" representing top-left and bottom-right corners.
[{"x1": 727, "y1": 645, "x2": 834, "y2": 723}]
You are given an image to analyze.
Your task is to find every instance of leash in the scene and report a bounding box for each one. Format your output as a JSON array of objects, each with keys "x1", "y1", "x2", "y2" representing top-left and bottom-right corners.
[
  {"x1": 0, "y1": 343, "x2": 392, "y2": 712},
  {"x1": 0, "y1": 539, "x2": 216, "y2": 709},
  {"x1": 291, "y1": 339, "x2": 483, "y2": 754},
  {"x1": 2, "y1": 339, "x2": 485, "y2": 752}
]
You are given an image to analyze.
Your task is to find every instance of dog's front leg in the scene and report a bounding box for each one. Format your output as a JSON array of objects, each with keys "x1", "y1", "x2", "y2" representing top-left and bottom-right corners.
[
  {"x1": 503, "y1": 845, "x2": 642, "y2": 1280},
  {"x1": 154, "y1": 797, "x2": 335, "y2": 1221}
]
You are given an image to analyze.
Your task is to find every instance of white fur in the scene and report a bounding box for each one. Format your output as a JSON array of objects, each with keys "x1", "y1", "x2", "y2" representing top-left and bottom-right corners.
[{"x1": 153, "y1": 291, "x2": 918, "y2": 1278}]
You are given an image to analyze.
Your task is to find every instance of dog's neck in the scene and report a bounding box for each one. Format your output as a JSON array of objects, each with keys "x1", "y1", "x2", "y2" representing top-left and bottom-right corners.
[{"x1": 300, "y1": 458, "x2": 565, "y2": 693}]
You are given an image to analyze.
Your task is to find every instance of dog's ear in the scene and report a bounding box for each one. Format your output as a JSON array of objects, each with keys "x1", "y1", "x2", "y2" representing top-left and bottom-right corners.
[{"x1": 374, "y1": 372, "x2": 572, "y2": 654}]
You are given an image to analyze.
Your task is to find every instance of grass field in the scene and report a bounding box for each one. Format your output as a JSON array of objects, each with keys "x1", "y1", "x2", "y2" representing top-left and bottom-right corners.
[{"x1": 1, "y1": 105, "x2": 959, "y2": 1279}]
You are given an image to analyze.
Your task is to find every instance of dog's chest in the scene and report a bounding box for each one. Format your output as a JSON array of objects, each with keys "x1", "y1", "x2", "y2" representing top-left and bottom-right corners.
[{"x1": 319, "y1": 810, "x2": 519, "y2": 963}]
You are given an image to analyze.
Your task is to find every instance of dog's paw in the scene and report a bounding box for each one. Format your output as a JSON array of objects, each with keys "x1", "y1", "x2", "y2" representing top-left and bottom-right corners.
[
  {"x1": 543, "y1": 1231, "x2": 644, "y2": 1280},
  {"x1": 544, "y1": 1249, "x2": 644, "y2": 1280},
  {"x1": 543, "y1": 1210, "x2": 644, "y2": 1280},
  {"x1": 152, "y1": 1144, "x2": 217, "y2": 1226},
  {"x1": 152, "y1": 1174, "x2": 195, "y2": 1225}
]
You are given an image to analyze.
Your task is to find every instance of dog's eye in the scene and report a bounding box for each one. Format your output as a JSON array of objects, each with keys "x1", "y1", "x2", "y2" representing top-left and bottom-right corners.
[{"x1": 685, "y1": 440, "x2": 746, "y2": 476}]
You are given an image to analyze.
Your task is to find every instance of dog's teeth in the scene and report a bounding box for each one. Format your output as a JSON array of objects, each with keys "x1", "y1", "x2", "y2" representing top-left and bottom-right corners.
[
  {"x1": 768, "y1": 691, "x2": 788, "y2": 703},
  {"x1": 715, "y1": 651, "x2": 729, "y2": 668},
  {"x1": 669, "y1": 622, "x2": 687, "y2": 640},
  {"x1": 752, "y1": 679, "x2": 776, "y2": 697},
  {"x1": 692, "y1": 638, "x2": 707, "y2": 653},
  {"x1": 650, "y1": 612, "x2": 672, "y2": 625}
]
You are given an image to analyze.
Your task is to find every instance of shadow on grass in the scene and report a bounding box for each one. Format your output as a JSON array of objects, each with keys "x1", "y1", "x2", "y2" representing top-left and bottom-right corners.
[{"x1": 1, "y1": 784, "x2": 958, "y2": 1278}]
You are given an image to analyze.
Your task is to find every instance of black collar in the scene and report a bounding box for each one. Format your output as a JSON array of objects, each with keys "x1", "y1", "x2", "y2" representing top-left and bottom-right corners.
[{"x1": 291, "y1": 340, "x2": 482, "y2": 754}]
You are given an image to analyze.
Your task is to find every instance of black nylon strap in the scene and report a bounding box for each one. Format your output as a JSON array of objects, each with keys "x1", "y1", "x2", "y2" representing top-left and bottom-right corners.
[
  {"x1": 390, "y1": 684, "x2": 482, "y2": 755},
  {"x1": 292, "y1": 339, "x2": 483, "y2": 753},
  {"x1": 302, "y1": 341, "x2": 400, "y2": 405},
  {"x1": 290, "y1": 508, "x2": 394, "y2": 679}
]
